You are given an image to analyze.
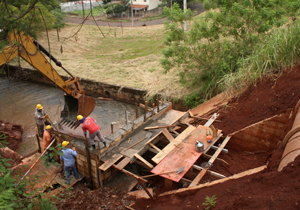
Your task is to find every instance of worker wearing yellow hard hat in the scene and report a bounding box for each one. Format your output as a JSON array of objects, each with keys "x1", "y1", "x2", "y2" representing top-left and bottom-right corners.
[
  {"x1": 77, "y1": 115, "x2": 107, "y2": 150},
  {"x1": 60, "y1": 141, "x2": 79, "y2": 184},
  {"x1": 43, "y1": 125, "x2": 53, "y2": 163},
  {"x1": 35, "y1": 104, "x2": 48, "y2": 137}
]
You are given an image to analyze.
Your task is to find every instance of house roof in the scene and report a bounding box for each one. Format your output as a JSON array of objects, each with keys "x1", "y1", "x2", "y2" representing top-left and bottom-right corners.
[{"x1": 129, "y1": 4, "x2": 148, "y2": 10}]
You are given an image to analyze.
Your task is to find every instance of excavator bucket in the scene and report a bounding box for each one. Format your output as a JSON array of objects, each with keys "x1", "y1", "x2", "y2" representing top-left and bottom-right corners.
[{"x1": 60, "y1": 94, "x2": 95, "y2": 129}]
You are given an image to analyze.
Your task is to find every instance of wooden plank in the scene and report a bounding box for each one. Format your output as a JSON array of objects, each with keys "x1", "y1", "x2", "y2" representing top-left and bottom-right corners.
[
  {"x1": 137, "y1": 179, "x2": 154, "y2": 200},
  {"x1": 114, "y1": 157, "x2": 131, "y2": 170},
  {"x1": 189, "y1": 136, "x2": 231, "y2": 187},
  {"x1": 112, "y1": 166, "x2": 147, "y2": 183},
  {"x1": 99, "y1": 153, "x2": 123, "y2": 171},
  {"x1": 127, "y1": 179, "x2": 139, "y2": 192},
  {"x1": 152, "y1": 125, "x2": 196, "y2": 164},
  {"x1": 165, "y1": 179, "x2": 173, "y2": 191},
  {"x1": 162, "y1": 129, "x2": 175, "y2": 142},
  {"x1": 203, "y1": 113, "x2": 220, "y2": 127},
  {"x1": 149, "y1": 143, "x2": 161, "y2": 152},
  {"x1": 192, "y1": 165, "x2": 226, "y2": 179},
  {"x1": 127, "y1": 188, "x2": 154, "y2": 199},
  {"x1": 160, "y1": 165, "x2": 267, "y2": 197},
  {"x1": 144, "y1": 125, "x2": 176, "y2": 130},
  {"x1": 203, "y1": 133, "x2": 223, "y2": 154},
  {"x1": 125, "y1": 137, "x2": 147, "y2": 151},
  {"x1": 134, "y1": 154, "x2": 154, "y2": 169},
  {"x1": 120, "y1": 148, "x2": 139, "y2": 159}
]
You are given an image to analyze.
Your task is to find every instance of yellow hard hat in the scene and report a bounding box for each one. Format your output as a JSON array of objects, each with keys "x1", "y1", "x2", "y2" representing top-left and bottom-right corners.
[
  {"x1": 77, "y1": 115, "x2": 83, "y2": 121},
  {"x1": 45, "y1": 125, "x2": 52, "y2": 130},
  {"x1": 62, "y1": 141, "x2": 69, "y2": 147},
  {"x1": 36, "y1": 104, "x2": 43, "y2": 110}
]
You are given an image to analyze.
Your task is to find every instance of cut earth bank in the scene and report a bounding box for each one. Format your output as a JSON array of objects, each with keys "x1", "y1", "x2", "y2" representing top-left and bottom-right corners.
[
  {"x1": 2, "y1": 64, "x2": 300, "y2": 209},
  {"x1": 130, "y1": 64, "x2": 300, "y2": 209}
]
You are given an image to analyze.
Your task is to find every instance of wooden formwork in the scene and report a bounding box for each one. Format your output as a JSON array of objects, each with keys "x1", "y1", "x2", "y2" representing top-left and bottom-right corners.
[{"x1": 51, "y1": 102, "x2": 173, "y2": 189}]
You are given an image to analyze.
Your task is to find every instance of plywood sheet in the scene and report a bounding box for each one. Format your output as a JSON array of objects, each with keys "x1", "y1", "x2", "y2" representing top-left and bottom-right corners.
[
  {"x1": 152, "y1": 125, "x2": 196, "y2": 164},
  {"x1": 151, "y1": 125, "x2": 211, "y2": 182}
]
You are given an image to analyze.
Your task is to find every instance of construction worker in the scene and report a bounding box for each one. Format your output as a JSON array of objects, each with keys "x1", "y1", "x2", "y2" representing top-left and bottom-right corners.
[
  {"x1": 60, "y1": 141, "x2": 78, "y2": 185},
  {"x1": 43, "y1": 125, "x2": 53, "y2": 163},
  {"x1": 35, "y1": 104, "x2": 48, "y2": 137},
  {"x1": 77, "y1": 115, "x2": 107, "y2": 150}
]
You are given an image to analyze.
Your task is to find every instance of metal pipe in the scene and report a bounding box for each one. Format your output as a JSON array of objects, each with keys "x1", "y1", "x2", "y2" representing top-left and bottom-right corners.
[
  {"x1": 278, "y1": 101, "x2": 300, "y2": 171},
  {"x1": 211, "y1": 145, "x2": 228, "y2": 153}
]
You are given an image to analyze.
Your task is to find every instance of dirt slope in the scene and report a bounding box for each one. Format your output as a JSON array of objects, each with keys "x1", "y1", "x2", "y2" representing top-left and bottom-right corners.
[{"x1": 131, "y1": 64, "x2": 300, "y2": 209}]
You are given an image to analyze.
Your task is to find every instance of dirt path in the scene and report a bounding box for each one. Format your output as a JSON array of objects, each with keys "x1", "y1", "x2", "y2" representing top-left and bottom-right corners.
[{"x1": 64, "y1": 2, "x2": 205, "y2": 27}]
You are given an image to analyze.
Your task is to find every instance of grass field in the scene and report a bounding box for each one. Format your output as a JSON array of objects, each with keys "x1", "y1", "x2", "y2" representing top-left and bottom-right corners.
[{"x1": 15, "y1": 23, "x2": 190, "y2": 100}]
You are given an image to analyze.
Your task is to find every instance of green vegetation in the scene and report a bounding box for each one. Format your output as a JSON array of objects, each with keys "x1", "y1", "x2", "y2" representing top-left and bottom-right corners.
[
  {"x1": 0, "y1": 0, "x2": 65, "y2": 48},
  {"x1": 70, "y1": 6, "x2": 106, "y2": 17},
  {"x1": 162, "y1": 1, "x2": 300, "y2": 106},
  {"x1": 0, "y1": 134, "x2": 56, "y2": 209},
  {"x1": 202, "y1": 195, "x2": 217, "y2": 210}
]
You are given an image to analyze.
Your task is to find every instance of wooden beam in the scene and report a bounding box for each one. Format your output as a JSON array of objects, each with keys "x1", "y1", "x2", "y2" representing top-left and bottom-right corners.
[
  {"x1": 112, "y1": 166, "x2": 147, "y2": 183},
  {"x1": 148, "y1": 148, "x2": 159, "y2": 154},
  {"x1": 125, "y1": 137, "x2": 147, "y2": 151},
  {"x1": 189, "y1": 136, "x2": 231, "y2": 187},
  {"x1": 114, "y1": 157, "x2": 131, "y2": 170},
  {"x1": 144, "y1": 125, "x2": 176, "y2": 130},
  {"x1": 181, "y1": 177, "x2": 192, "y2": 183},
  {"x1": 190, "y1": 115, "x2": 221, "y2": 122},
  {"x1": 134, "y1": 154, "x2": 154, "y2": 169},
  {"x1": 135, "y1": 160, "x2": 152, "y2": 169},
  {"x1": 203, "y1": 113, "x2": 220, "y2": 127},
  {"x1": 149, "y1": 143, "x2": 161, "y2": 152},
  {"x1": 152, "y1": 125, "x2": 196, "y2": 164},
  {"x1": 137, "y1": 179, "x2": 154, "y2": 200},
  {"x1": 160, "y1": 165, "x2": 267, "y2": 197},
  {"x1": 192, "y1": 165, "x2": 226, "y2": 179},
  {"x1": 162, "y1": 129, "x2": 174, "y2": 142},
  {"x1": 201, "y1": 153, "x2": 229, "y2": 165},
  {"x1": 165, "y1": 179, "x2": 173, "y2": 191},
  {"x1": 99, "y1": 153, "x2": 123, "y2": 171},
  {"x1": 203, "y1": 133, "x2": 223, "y2": 154}
]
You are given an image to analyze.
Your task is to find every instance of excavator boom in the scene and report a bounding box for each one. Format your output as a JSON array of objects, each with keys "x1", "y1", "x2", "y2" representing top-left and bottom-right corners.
[{"x1": 0, "y1": 31, "x2": 95, "y2": 128}]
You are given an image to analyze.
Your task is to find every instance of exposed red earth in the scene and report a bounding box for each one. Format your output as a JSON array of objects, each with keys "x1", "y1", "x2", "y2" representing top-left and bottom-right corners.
[
  {"x1": 130, "y1": 65, "x2": 300, "y2": 209},
  {"x1": 2, "y1": 64, "x2": 300, "y2": 209}
]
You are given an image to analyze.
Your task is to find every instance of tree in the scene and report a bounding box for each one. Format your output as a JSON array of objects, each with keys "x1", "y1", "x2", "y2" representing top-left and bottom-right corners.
[
  {"x1": 105, "y1": 0, "x2": 130, "y2": 14},
  {"x1": 0, "y1": 0, "x2": 65, "y2": 40},
  {"x1": 161, "y1": 1, "x2": 300, "y2": 102}
]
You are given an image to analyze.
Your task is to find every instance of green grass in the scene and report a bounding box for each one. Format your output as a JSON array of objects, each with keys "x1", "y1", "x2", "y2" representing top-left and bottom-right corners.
[{"x1": 219, "y1": 20, "x2": 300, "y2": 93}]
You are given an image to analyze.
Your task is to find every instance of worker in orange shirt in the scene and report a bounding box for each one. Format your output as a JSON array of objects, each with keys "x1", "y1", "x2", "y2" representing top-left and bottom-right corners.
[
  {"x1": 77, "y1": 115, "x2": 107, "y2": 150},
  {"x1": 43, "y1": 125, "x2": 53, "y2": 163}
]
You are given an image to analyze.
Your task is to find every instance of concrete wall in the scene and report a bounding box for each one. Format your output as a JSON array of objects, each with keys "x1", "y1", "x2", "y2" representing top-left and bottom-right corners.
[
  {"x1": 1, "y1": 64, "x2": 188, "y2": 110},
  {"x1": 2, "y1": 65, "x2": 148, "y2": 105}
]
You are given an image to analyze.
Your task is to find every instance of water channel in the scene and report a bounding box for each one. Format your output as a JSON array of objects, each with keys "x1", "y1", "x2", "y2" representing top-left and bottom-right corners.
[{"x1": 0, "y1": 77, "x2": 142, "y2": 156}]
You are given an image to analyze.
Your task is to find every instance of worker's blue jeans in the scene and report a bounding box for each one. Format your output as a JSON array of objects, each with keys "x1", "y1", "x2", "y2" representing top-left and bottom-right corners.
[
  {"x1": 44, "y1": 149, "x2": 51, "y2": 163},
  {"x1": 64, "y1": 163, "x2": 78, "y2": 184}
]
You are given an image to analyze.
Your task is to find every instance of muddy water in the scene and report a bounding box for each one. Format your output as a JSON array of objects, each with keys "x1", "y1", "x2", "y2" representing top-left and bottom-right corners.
[{"x1": 0, "y1": 78, "x2": 141, "y2": 156}]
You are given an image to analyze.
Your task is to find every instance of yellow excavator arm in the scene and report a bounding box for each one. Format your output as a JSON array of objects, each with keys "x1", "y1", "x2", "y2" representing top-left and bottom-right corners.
[{"x1": 0, "y1": 32, "x2": 95, "y2": 127}]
